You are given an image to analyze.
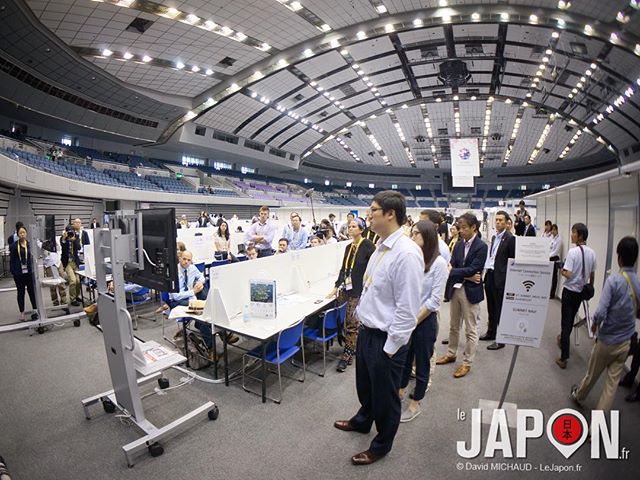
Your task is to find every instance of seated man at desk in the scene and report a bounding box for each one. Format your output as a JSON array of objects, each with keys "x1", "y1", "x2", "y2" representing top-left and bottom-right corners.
[{"x1": 169, "y1": 251, "x2": 237, "y2": 354}]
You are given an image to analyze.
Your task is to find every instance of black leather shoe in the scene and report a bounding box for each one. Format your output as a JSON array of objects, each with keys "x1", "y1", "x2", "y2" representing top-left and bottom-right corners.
[
  {"x1": 487, "y1": 342, "x2": 504, "y2": 350},
  {"x1": 336, "y1": 359, "x2": 348, "y2": 372},
  {"x1": 479, "y1": 334, "x2": 495, "y2": 341},
  {"x1": 441, "y1": 338, "x2": 449, "y2": 345},
  {"x1": 351, "y1": 450, "x2": 386, "y2": 465}
]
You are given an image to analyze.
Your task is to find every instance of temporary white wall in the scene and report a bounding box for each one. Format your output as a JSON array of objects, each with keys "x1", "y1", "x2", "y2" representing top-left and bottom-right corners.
[{"x1": 530, "y1": 168, "x2": 640, "y2": 308}]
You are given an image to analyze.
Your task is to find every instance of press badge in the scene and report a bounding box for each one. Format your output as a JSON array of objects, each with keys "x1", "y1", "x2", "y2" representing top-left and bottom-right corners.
[
  {"x1": 345, "y1": 276, "x2": 353, "y2": 291},
  {"x1": 453, "y1": 282, "x2": 463, "y2": 289},
  {"x1": 21, "y1": 264, "x2": 28, "y2": 274}
]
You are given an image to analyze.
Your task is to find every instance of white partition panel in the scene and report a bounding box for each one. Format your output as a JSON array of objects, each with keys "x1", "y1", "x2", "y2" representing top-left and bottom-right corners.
[
  {"x1": 208, "y1": 242, "x2": 345, "y2": 320},
  {"x1": 535, "y1": 198, "x2": 546, "y2": 231},
  {"x1": 556, "y1": 191, "x2": 571, "y2": 260},
  {"x1": 546, "y1": 194, "x2": 557, "y2": 227},
  {"x1": 586, "y1": 180, "x2": 609, "y2": 304},
  {"x1": 569, "y1": 187, "x2": 587, "y2": 226}
]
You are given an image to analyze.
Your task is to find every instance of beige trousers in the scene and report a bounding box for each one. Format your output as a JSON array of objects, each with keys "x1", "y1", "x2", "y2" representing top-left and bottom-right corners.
[
  {"x1": 575, "y1": 339, "x2": 630, "y2": 412},
  {"x1": 447, "y1": 287, "x2": 480, "y2": 366},
  {"x1": 65, "y1": 261, "x2": 79, "y2": 300},
  {"x1": 44, "y1": 265, "x2": 66, "y2": 305}
]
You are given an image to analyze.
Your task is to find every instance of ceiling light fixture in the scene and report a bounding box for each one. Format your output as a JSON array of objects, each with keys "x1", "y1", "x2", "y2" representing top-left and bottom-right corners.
[
  {"x1": 356, "y1": 31, "x2": 367, "y2": 40},
  {"x1": 584, "y1": 24, "x2": 593, "y2": 35},
  {"x1": 558, "y1": 1, "x2": 571, "y2": 9},
  {"x1": 290, "y1": 1, "x2": 303, "y2": 11},
  {"x1": 385, "y1": 23, "x2": 395, "y2": 32},
  {"x1": 439, "y1": 0, "x2": 448, "y2": 6},
  {"x1": 191, "y1": 65, "x2": 200, "y2": 72},
  {"x1": 303, "y1": 48, "x2": 313, "y2": 57},
  {"x1": 551, "y1": 31, "x2": 560, "y2": 38},
  {"x1": 205, "y1": 68, "x2": 213, "y2": 75},
  {"x1": 500, "y1": 12, "x2": 509, "y2": 21},
  {"x1": 102, "y1": 48, "x2": 113, "y2": 57},
  {"x1": 185, "y1": 14, "x2": 200, "y2": 24},
  {"x1": 340, "y1": 49, "x2": 348, "y2": 55},
  {"x1": 472, "y1": 12, "x2": 480, "y2": 20},
  {"x1": 259, "y1": 43, "x2": 272, "y2": 51},
  {"x1": 319, "y1": 24, "x2": 331, "y2": 32},
  {"x1": 123, "y1": 52, "x2": 133, "y2": 59},
  {"x1": 142, "y1": 55, "x2": 152, "y2": 62},
  {"x1": 376, "y1": 5, "x2": 387, "y2": 14},
  {"x1": 529, "y1": 14, "x2": 539, "y2": 23},
  {"x1": 176, "y1": 61, "x2": 185, "y2": 69},
  {"x1": 610, "y1": 32, "x2": 619, "y2": 43},
  {"x1": 413, "y1": 18, "x2": 423, "y2": 26}
]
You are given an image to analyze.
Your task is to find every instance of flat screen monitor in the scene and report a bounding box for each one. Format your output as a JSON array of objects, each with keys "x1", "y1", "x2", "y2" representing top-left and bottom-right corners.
[{"x1": 124, "y1": 208, "x2": 178, "y2": 292}]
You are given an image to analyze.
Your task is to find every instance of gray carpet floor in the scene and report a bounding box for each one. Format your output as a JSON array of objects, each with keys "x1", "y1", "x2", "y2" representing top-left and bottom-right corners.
[{"x1": 0, "y1": 276, "x2": 638, "y2": 479}]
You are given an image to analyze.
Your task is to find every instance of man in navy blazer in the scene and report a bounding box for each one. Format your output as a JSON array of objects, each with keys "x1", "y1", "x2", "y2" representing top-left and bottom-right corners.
[
  {"x1": 480, "y1": 211, "x2": 516, "y2": 350},
  {"x1": 436, "y1": 213, "x2": 488, "y2": 378},
  {"x1": 523, "y1": 215, "x2": 536, "y2": 237}
]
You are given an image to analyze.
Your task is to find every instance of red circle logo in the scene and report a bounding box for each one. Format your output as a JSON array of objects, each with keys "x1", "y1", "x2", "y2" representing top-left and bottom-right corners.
[{"x1": 551, "y1": 413, "x2": 583, "y2": 445}]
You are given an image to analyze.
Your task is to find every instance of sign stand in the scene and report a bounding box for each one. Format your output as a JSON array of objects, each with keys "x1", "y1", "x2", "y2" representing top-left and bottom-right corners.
[{"x1": 497, "y1": 345, "x2": 519, "y2": 409}]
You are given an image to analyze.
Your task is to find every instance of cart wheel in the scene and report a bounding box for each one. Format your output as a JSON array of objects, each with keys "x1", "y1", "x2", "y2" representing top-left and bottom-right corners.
[
  {"x1": 102, "y1": 399, "x2": 116, "y2": 413},
  {"x1": 157, "y1": 378, "x2": 170, "y2": 389},
  {"x1": 148, "y1": 442, "x2": 164, "y2": 457},
  {"x1": 37, "y1": 326, "x2": 46, "y2": 335},
  {"x1": 208, "y1": 406, "x2": 219, "y2": 421},
  {"x1": 73, "y1": 319, "x2": 81, "y2": 327}
]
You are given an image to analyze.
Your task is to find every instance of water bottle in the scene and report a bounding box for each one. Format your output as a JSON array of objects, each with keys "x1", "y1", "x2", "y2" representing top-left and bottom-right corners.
[{"x1": 242, "y1": 304, "x2": 250, "y2": 323}]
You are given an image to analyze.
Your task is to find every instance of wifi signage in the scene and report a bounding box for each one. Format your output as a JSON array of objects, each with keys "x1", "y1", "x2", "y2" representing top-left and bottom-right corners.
[{"x1": 496, "y1": 260, "x2": 554, "y2": 348}]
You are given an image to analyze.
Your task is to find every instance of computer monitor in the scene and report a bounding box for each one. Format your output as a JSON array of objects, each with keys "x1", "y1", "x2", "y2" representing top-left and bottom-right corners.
[{"x1": 124, "y1": 208, "x2": 178, "y2": 292}]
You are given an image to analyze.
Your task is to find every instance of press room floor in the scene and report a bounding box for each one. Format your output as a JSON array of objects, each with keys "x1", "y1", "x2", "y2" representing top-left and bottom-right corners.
[{"x1": 0, "y1": 275, "x2": 638, "y2": 480}]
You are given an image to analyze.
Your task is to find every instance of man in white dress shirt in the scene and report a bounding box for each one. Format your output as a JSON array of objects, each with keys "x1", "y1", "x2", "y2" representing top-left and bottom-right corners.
[
  {"x1": 334, "y1": 191, "x2": 424, "y2": 466},
  {"x1": 549, "y1": 224, "x2": 563, "y2": 299},
  {"x1": 245, "y1": 206, "x2": 277, "y2": 257}
]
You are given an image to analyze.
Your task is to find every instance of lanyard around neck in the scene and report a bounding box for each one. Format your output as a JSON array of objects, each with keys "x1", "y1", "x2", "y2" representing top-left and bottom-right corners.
[
  {"x1": 17, "y1": 241, "x2": 28, "y2": 264},
  {"x1": 344, "y1": 238, "x2": 363, "y2": 272}
]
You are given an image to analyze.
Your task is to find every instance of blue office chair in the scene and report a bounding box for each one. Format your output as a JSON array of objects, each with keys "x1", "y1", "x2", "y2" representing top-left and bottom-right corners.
[
  {"x1": 126, "y1": 286, "x2": 152, "y2": 330},
  {"x1": 303, "y1": 307, "x2": 340, "y2": 377},
  {"x1": 337, "y1": 301, "x2": 348, "y2": 328},
  {"x1": 242, "y1": 318, "x2": 306, "y2": 404},
  {"x1": 195, "y1": 262, "x2": 205, "y2": 273}
]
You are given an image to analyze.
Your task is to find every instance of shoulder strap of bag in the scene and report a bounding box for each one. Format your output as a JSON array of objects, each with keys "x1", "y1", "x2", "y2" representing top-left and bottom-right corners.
[
  {"x1": 622, "y1": 271, "x2": 640, "y2": 318},
  {"x1": 578, "y1": 245, "x2": 589, "y2": 285}
]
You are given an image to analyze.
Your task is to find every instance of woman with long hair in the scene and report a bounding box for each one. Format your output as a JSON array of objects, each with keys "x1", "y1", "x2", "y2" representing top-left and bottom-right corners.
[
  {"x1": 327, "y1": 218, "x2": 376, "y2": 372},
  {"x1": 399, "y1": 220, "x2": 449, "y2": 421},
  {"x1": 448, "y1": 223, "x2": 460, "y2": 253},
  {"x1": 214, "y1": 221, "x2": 234, "y2": 260},
  {"x1": 9, "y1": 226, "x2": 38, "y2": 321}
]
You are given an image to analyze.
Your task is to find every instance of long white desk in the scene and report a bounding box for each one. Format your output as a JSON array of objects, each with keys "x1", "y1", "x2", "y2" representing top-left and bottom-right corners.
[{"x1": 169, "y1": 275, "x2": 337, "y2": 402}]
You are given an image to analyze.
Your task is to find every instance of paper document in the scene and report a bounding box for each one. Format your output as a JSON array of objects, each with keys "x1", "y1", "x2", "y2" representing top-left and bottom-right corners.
[{"x1": 515, "y1": 236, "x2": 551, "y2": 264}]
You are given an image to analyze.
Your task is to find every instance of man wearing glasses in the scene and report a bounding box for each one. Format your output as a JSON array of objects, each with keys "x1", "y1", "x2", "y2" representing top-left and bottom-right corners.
[{"x1": 334, "y1": 191, "x2": 423, "y2": 465}]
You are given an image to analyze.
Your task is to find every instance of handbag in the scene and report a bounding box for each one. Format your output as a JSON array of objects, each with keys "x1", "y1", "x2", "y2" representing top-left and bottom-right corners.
[{"x1": 578, "y1": 246, "x2": 594, "y2": 301}]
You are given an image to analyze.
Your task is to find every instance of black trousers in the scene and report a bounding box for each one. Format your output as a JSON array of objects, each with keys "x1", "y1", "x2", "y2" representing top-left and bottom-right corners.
[
  {"x1": 350, "y1": 326, "x2": 408, "y2": 456},
  {"x1": 400, "y1": 312, "x2": 437, "y2": 401},
  {"x1": 13, "y1": 273, "x2": 36, "y2": 313},
  {"x1": 560, "y1": 288, "x2": 583, "y2": 360},
  {"x1": 484, "y1": 270, "x2": 504, "y2": 338},
  {"x1": 550, "y1": 256, "x2": 560, "y2": 298}
]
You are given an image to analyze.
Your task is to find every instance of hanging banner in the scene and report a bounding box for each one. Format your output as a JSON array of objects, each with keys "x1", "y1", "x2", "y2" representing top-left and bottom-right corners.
[
  {"x1": 496, "y1": 259, "x2": 554, "y2": 348},
  {"x1": 452, "y1": 175, "x2": 475, "y2": 187},
  {"x1": 450, "y1": 138, "x2": 480, "y2": 177}
]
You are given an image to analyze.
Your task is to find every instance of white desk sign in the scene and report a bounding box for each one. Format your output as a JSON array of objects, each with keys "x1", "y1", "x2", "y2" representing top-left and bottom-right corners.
[
  {"x1": 496, "y1": 259, "x2": 554, "y2": 348},
  {"x1": 515, "y1": 236, "x2": 551, "y2": 264}
]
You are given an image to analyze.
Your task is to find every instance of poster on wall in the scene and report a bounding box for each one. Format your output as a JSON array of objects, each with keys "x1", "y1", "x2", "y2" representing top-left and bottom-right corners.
[{"x1": 450, "y1": 138, "x2": 480, "y2": 177}]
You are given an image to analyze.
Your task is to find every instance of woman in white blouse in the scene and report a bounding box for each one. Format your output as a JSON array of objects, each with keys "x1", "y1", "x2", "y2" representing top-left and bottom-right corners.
[
  {"x1": 399, "y1": 220, "x2": 449, "y2": 422},
  {"x1": 214, "y1": 221, "x2": 234, "y2": 260}
]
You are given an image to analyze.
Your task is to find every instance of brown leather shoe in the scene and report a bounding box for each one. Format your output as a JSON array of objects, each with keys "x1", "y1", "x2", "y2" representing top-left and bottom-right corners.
[
  {"x1": 227, "y1": 333, "x2": 240, "y2": 345},
  {"x1": 556, "y1": 358, "x2": 567, "y2": 369},
  {"x1": 83, "y1": 303, "x2": 97, "y2": 315},
  {"x1": 334, "y1": 420, "x2": 358, "y2": 432},
  {"x1": 436, "y1": 355, "x2": 456, "y2": 365},
  {"x1": 453, "y1": 365, "x2": 471, "y2": 378},
  {"x1": 351, "y1": 450, "x2": 386, "y2": 465}
]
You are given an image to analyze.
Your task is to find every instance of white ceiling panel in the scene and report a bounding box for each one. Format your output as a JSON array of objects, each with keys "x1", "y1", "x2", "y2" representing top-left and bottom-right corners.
[
  {"x1": 506, "y1": 109, "x2": 551, "y2": 167},
  {"x1": 237, "y1": 108, "x2": 282, "y2": 136},
  {"x1": 287, "y1": 128, "x2": 324, "y2": 155},
  {"x1": 253, "y1": 70, "x2": 305, "y2": 101},
  {"x1": 348, "y1": 36, "x2": 395, "y2": 61},
  {"x1": 368, "y1": 115, "x2": 412, "y2": 168},
  {"x1": 197, "y1": 94, "x2": 265, "y2": 131},
  {"x1": 319, "y1": 140, "x2": 359, "y2": 163},
  {"x1": 254, "y1": 116, "x2": 298, "y2": 144},
  {"x1": 296, "y1": 51, "x2": 348, "y2": 82},
  {"x1": 305, "y1": 0, "x2": 378, "y2": 29}
]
